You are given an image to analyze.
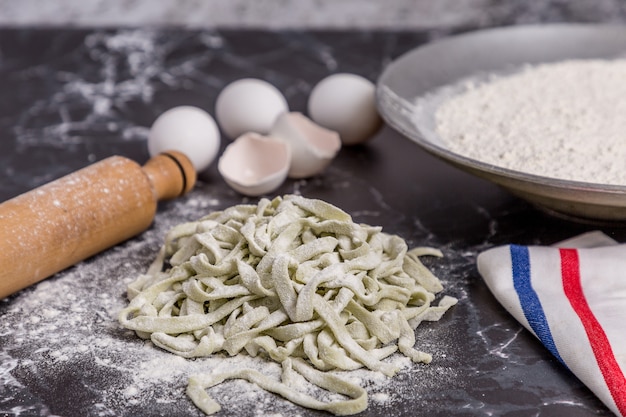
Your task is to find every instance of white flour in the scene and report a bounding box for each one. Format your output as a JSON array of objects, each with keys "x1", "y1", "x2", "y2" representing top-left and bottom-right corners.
[{"x1": 433, "y1": 59, "x2": 626, "y2": 185}]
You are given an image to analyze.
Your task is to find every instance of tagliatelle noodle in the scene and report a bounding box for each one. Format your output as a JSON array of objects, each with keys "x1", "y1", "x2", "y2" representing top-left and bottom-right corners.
[{"x1": 118, "y1": 195, "x2": 457, "y2": 415}]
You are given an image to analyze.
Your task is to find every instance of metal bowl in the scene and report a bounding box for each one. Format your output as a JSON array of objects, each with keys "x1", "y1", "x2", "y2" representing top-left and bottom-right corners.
[{"x1": 377, "y1": 24, "x2": 626, "y2": 223}]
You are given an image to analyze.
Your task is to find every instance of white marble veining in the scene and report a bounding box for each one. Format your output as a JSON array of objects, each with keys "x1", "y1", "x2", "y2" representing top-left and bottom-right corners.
[{"x1": 0, "y1": 0, "x2": 624, "y2": 29}]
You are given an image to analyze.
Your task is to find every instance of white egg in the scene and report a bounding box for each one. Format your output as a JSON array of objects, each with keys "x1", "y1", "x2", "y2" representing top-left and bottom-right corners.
[
  {"x1": 215, "y1": 78, "x2": 289, "y2": 139},
  {"x1": 218, "y1": 132, "x2": 290, "y2": 196},
  {"x1": 270, "y1": 112, "x2": 341, "y2": 179},
  {"x1": 308, "y1": 73, "x2": 382, "y2": 145},
  {"x1": 148, "y1": 106, "x2": 220, "y2": 172}
]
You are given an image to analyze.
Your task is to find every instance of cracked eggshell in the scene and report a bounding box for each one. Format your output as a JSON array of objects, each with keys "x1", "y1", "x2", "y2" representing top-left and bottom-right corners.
[
  {"x1": 308, "y1": 73, "x2": 382, "y2": 145},
  {"x1": 215, "y1": 78, "x2": 289, "y2": 139},
  {"x1": 218, "y1": 133, "x2": 291, "y2": 196},
  {"x1": 270, "y1": 112, "x2": 341, "y2": 179}
]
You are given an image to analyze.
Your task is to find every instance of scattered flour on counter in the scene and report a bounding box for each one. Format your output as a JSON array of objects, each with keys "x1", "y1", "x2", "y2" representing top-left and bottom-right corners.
[
  {"x1": 431, "y1": 59, "x2": 626, "y2": 186},
  {"x1": 13, "y1": 29, "x2": 225, "y2": 150}
]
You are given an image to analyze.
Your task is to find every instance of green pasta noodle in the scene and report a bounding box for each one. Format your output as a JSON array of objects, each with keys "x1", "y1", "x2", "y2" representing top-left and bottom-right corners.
[{"x1": 119, "y1": 195, "x2": 457, "y2": 415}]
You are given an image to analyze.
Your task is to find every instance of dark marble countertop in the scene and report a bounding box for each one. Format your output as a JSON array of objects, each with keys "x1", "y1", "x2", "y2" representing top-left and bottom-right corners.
[{"x1": 1, "y1": 28, "x2": 624, "y2": 417}]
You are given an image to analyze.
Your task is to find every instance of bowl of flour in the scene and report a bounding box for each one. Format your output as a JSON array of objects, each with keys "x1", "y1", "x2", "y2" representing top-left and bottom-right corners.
[{"x1": 377, "y1": 24, "x2": 626, "y2": 222}]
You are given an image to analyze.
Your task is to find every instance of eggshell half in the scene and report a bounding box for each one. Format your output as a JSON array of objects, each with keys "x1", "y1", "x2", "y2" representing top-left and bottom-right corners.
[
  {"x1": 270, "y1": 112, "x2": 341, "y2": 179},
  {"x1": 218, "y1": 133, "x2": 291, "y2": 196}
]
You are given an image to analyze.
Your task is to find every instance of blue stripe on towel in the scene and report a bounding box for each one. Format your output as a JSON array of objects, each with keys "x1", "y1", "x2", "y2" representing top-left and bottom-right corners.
[{"x1": 510, "y1": 245, "x2": 566, "y2": 366}]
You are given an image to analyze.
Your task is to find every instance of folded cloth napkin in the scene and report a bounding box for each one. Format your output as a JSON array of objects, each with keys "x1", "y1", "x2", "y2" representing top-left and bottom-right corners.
[{"x1": 477, "y1": 231, "x2": 626, "y2": 417}]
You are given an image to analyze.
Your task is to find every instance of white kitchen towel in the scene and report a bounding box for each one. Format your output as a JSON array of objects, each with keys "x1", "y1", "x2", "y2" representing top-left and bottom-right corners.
[{"x1": 477, "y1": 231, "x2": 626, "y2": 417}]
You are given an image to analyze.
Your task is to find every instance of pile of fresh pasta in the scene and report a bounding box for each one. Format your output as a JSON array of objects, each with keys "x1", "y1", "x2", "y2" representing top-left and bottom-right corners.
[{"x1": 119, "y1": 195, "x2": 457, "y2": 415}]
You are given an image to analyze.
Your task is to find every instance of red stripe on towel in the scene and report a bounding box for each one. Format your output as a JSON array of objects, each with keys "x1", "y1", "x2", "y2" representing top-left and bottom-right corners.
[{"x1": 560, "y1": 248, "x2": 626, "y2": 416}]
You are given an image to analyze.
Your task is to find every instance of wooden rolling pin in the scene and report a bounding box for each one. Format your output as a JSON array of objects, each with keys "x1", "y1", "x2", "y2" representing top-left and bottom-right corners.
[{"x1": 0, "y1": 151, "x2": 196, "y2": 299}]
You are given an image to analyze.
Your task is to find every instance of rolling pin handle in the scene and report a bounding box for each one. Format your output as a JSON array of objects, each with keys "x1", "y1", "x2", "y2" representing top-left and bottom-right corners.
[{"x1": 142, "y1": 151, "x2": 197, "y2": 201}]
